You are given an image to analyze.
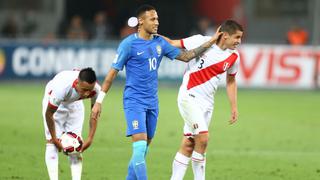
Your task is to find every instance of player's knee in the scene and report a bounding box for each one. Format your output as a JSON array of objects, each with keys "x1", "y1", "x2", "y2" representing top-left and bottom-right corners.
[
  {"x1": 46, "y1": 143, "x2": 58, "y2": 152},
  {"x1": 185, "y1": 146, "x2": 194, "y2": 154},
  {"x1": 182, "y1": 138, "x2": 195, "y2": 154},
  {"x1": 197, "y1": 134, "x2": 209, "y2": 148},
  {"x1": 199, "y1": 140, "x2": 208, "y2": 149}
]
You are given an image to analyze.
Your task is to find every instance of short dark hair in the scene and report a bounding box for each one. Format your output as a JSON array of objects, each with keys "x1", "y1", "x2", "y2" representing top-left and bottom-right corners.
[
  {"x1": 78, "y1": 67, "x2": 96, "y2": 84},
  {"x1": 219, "y1": 19, "x2": 243, "y2": 35},
  {"x1": 136, "y1": 4, "x2": 156, "y2": 18}
]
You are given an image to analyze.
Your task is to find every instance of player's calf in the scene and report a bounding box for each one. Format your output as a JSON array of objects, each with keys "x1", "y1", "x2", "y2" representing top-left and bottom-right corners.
[{"x1": 45, "y1": 143, "x2": 59, "y2": 180}]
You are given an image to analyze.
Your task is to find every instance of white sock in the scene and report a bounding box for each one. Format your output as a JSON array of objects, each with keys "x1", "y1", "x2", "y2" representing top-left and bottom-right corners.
[
  {"x1": 191, "y1": 151, "x2": 206, "y2": 180},
  {"x1": 45, "y1": 144, "x2": 59, "y2": 180},
  {"x1": 69, "y1": 154, "x2": 83, "y2": 180},
  {"x1": 170, "y1": 152, "x2": 191, "y2": 180}
]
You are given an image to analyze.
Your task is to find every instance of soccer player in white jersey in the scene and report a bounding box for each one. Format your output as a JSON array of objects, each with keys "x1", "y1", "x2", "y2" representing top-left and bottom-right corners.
[
  {"x1": 42, "y1": 67, "x2": 101, "y2": 180},
  {"x1": 165, "y1": 20, "x2": 243, "y2": 180}
]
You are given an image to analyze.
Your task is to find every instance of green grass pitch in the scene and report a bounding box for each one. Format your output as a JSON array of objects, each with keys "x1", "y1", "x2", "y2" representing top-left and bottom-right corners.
[{"x1": 0, "y1": 82, "x2": 319, "y2": 179}]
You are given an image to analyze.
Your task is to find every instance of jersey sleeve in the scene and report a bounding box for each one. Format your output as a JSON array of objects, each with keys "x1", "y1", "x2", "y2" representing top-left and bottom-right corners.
[
  {"x1": 181, "y1": 34, "x2": 207, "y2": 50},
  {"x1": 227, "y1": 51, "x2": 240, "y2": 76},
  {"x1": 161, "y1": 37, "x2": 181, "y2": 60},
  {"x1": 111, "y1": 40, "x2": 131, "y2": 71},
  {"x1": 48, "y1": 88, "x2": 64, "y2": 110}
]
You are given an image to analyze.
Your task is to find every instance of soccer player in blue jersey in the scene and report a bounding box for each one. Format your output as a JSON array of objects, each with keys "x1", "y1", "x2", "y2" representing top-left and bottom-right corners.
[{"x1": 92, "y1": 4, "x2": 223, "y2": 180}]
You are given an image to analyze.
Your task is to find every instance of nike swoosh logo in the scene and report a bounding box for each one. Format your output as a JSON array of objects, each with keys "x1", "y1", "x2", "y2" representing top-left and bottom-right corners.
[
  {"x1": 135, "y1": 161, "x2": 145, "y2": 166},
  {"x1": 137, "y1": 51, "x2": 144, "y2": 55}
]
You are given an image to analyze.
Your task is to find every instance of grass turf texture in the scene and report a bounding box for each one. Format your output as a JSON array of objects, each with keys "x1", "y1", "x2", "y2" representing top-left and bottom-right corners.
[{"x1": 0, "y1": 82, "x2": 319, "y2": 179}]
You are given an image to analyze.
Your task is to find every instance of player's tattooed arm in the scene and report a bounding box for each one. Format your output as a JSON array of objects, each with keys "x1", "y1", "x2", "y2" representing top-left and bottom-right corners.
[
  {"x1": 175, "y1": 41, "x2": 214, "y2": 62},
  {"x1": 176, "y1": 26, "x2": 222, "y2": 62}
]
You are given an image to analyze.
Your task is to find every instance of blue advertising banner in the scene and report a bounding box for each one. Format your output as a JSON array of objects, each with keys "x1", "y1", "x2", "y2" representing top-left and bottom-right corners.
[
  {"x1": 0, "y1": 41, "x2": 119, "y2": 80},
  {"x1": 0, "y1": 41, "x2": 185, "y2": 81}
]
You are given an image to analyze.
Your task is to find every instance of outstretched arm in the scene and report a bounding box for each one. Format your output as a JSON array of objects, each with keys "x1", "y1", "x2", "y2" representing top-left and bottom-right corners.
[
  {"x1": 175, "y1": 41, "x2": 215, "y2": 62},
  {"x1": 175, "y1": 26, "x2": 222, "y2": 62},
  {"x1": 162, "y1": 34, "x2": 217, "y2": 62},
  {"x1": 82, "y1": 68, "x2": 119, "y2": 152},
  {"x1": 160, "y1": 35, "x2": 183, "y2": 48},
  {"x1": 91, "y1": 68, "x2": 119, "y2": 120},
  {"x1": 100, "y1": 68, "x2": 119, "y2": 94},
  {"x1": 226, "y1": 74, "x2": 238, "y2": 124},
  {"x1": 81, "y1": 106, "x2": 98, "y2": 152}
]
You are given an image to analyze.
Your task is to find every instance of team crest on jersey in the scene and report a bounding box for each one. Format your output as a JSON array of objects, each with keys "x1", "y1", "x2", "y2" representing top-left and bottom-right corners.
[
  {"x1": 156, "y1": 45, "x2": 162, "y2": 56},
  {"x1": 223, "y1": 62, "x2": 230, "y2": 71},
  {"x1": 132, "y1": 120, "x2": 139, "y2": 130}
]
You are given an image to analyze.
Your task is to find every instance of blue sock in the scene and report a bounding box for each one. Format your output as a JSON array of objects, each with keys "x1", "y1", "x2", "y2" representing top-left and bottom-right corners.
[
  {"x1": 126, "y1": 143, "x2": 149, "y2": 180},
  {"x1": 128, "y1": 140, "x2": 147, "y2": 180},
  {"x1": 126, "y1": 160, "x2": 137, "y2": 180}
]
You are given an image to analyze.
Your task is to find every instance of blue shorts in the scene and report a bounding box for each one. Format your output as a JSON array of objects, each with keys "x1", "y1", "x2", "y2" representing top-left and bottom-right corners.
[{"x1": 124, "y1": 107, "x2": 159, "y2": 139}]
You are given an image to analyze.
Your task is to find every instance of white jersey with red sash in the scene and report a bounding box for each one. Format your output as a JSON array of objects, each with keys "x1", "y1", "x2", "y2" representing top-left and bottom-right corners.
[
  {"x1": 42, "y1": 70, "x2": 100, "y2": 140},
  {"x1": 45, "y1": 70, "x2": 100, "y2": 110},
  {"x1": 179, "y1": 34, "x2": 240, "y2": 109}
]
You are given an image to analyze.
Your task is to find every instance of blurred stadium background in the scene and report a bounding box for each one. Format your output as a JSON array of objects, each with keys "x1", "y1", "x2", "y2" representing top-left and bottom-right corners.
[{"x1": 0, "y1": 0, "x2": 319, "y2": 179}]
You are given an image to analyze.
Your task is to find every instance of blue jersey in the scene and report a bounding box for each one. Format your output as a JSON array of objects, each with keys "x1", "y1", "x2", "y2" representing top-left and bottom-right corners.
[{"x1": 112, "y1": 33, "x2": 181, "y2": 109}]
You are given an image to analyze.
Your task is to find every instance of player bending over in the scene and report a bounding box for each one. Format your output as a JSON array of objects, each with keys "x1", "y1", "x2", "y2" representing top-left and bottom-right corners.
[
  {"x1": 165, "y1": 20, "x2": 243, "y2": 180},
  {"x1": 42, "y1": 68, "x2": 101, "y2": 180}
]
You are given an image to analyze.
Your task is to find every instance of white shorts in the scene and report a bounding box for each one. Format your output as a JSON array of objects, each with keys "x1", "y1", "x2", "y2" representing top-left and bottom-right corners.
[
  {"x1": 42, "y1": 95, "x2": 84, "y2": 140},
  {"x1": 177, "y1": 93, "x2": 213, "y2": 137}
]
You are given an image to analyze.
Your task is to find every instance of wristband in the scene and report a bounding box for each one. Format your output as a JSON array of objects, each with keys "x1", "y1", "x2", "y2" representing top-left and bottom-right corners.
[{"x1": 96, "y1": 91, "x2": 106, "y2": 103}]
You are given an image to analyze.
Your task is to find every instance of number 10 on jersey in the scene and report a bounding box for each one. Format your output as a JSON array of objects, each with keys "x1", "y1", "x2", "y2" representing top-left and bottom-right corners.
[{"x1": 148, "y1": 57, "x2": 157, "y2": 71}]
